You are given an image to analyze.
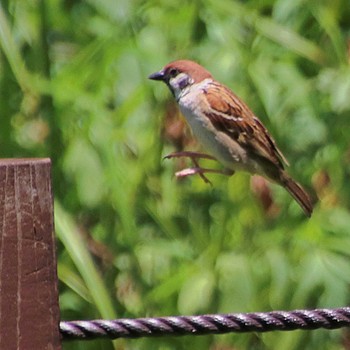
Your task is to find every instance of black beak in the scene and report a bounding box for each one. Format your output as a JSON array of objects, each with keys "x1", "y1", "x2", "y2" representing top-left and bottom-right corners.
[{"x1": 148, "y1": 70, "x2": 165, "y2": 81}]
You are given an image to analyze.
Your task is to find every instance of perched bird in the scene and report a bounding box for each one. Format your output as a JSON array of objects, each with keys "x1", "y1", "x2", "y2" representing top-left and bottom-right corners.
[{"x1": 149, "y1": 60, "x2": 313, "y2": 217}]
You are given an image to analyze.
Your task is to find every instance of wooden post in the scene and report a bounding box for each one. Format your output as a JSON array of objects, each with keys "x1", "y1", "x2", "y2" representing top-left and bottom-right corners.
[{"x1": 0, "y1": 159, "x2": 61, "y2": 350}]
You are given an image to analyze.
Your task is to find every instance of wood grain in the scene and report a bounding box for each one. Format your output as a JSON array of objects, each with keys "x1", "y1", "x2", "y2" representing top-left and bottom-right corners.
[{"x1": 0, "y1": 159, "x2": 61, "y2": 350}]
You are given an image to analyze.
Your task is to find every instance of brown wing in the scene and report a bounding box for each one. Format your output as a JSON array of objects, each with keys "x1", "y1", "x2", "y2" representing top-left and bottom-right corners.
[{"x1": 203, "y1": 83, "x2": 289, "y2": 169}]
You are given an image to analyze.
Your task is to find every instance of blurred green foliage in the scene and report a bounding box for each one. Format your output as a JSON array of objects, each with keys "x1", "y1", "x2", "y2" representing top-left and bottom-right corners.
[{"x1": 1, "y1": 0, "x2": 350, "y2": 349}]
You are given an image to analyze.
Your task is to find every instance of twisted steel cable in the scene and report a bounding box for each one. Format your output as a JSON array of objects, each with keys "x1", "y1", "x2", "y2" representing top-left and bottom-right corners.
[{"x1": 61, "y1": 307, "x2": 350, "y2": 340}]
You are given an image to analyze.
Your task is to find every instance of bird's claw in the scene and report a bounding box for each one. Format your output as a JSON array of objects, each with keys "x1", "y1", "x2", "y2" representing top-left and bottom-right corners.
[
  {"x1": 175, "y1": 167, "x2": 213, "y2": 185},
  {"x1": 163, "y1": 151, "x2": 216, "y2": 161},
  {"x1": 164, "y1": 151, "x2": 233, "y2": 185}
]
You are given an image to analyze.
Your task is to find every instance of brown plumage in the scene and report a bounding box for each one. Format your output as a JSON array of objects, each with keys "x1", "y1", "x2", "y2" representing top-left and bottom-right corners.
[{"x1": 150, "y1": 60, "x2": 313, "y2": 217}]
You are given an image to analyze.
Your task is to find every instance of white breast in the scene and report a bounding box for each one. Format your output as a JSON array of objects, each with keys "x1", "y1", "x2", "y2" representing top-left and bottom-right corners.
[{"x1": 177, "y1": 82, "x2": 260, "y2": 174}]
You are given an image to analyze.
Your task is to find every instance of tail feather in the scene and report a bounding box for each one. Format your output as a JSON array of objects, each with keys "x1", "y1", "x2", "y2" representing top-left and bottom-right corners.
[{"x1": 281, "y1": 174, "x2": 313, "y2": 217}]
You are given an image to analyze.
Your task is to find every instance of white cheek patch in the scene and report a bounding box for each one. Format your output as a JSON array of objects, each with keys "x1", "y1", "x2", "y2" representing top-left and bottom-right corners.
[
  {"x1": 177, "y1": 74, "x2": 190, "y2": 89},
  {"x1": 171, "y1": 74, "x2": 192, "y2": 90},
  {"x1": 169, "y1": 74, "x2": 194, "y2": 101}
]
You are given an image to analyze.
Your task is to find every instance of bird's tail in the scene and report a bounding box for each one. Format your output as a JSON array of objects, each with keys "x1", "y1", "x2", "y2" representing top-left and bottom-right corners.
[{"x1": 281, "y1": 172, "x2": 313, "y2": 217}]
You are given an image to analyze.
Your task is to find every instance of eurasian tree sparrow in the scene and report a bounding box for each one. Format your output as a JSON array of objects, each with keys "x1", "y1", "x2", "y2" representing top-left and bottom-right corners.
[{"x1": 149, "y1": 60, "x2": 313, "y2": 217}]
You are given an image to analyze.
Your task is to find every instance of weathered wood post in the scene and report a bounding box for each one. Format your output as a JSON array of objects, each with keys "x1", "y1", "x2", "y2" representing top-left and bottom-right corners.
[{"x1": 0, "y1": 159, "x2": 61, "y2": 349}]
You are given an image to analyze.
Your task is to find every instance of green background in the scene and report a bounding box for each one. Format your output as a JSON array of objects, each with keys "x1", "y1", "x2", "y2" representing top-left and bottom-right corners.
[{"x1": 1, "y1": 0, "x2": 350, "y2": 349}]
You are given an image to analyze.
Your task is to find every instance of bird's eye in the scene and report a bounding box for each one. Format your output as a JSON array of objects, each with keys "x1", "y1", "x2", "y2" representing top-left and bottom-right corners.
[{"x1": 168, "y1": 68, "x2": 178, "y2": 77}]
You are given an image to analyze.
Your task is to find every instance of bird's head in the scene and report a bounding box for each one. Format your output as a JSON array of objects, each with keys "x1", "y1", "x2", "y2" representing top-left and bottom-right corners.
[{"x1": 149, "y1": 60, "x2": 213, "y2": 100}]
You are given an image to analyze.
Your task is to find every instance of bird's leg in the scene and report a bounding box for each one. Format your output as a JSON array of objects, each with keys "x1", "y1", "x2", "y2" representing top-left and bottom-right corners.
[
  {"x1": 175, "y1": 167, "x2": 234, "y2": 184},
  {"x1": 189, "y1": 157, "x2": 212, "y2": 184},
  {"x1": 164, "y1": 151, "x2": 217, "y2": 184},
  {"x1": 164, "y1": 151, "x2": 234, "y2": 184},
  {"x1": 164, "y1": 151, "x2": 217, "y2": 161}
]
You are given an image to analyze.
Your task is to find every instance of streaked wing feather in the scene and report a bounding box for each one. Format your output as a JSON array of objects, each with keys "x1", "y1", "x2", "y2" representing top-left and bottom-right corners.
[
  {"x1": 204, "y1": 83, "x2": 288, "y2": 168},
  {"x1": 252, "y1": 116, "x2": 289, "y2": 166}
]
